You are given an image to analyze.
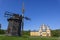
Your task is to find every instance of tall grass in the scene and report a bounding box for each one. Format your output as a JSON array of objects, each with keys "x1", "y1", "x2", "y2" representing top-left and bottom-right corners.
[{"x1": 0, "y1": 36, "x2": 58, "y2": 40}]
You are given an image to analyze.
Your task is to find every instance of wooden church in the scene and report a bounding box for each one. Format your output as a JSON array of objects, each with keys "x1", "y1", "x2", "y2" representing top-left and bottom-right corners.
[{"x1": 30, "y1": 24, "x2": 51, "y2": 37}]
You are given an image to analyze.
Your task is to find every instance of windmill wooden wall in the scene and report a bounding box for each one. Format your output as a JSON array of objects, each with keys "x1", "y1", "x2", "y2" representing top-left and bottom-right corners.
[{"x1": 6, "y1": 14, "x2": 22, "y2": 36}]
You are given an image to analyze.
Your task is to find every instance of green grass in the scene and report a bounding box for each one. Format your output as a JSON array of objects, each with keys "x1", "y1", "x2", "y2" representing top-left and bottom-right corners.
[{"x1": 0, "y1": 36, "x2": 59, "y2": 40}]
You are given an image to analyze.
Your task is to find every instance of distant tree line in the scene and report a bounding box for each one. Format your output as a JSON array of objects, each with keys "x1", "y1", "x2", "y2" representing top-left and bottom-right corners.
[
  {"x1": 51, "y1": 29, "x2": 60, "y2": 37},
  {"x1": 0, "y1": 29, "x2": 60, "y2": 37},
  {"x1": 0, "y1": 29, "x2": 30, "y2": 36}
]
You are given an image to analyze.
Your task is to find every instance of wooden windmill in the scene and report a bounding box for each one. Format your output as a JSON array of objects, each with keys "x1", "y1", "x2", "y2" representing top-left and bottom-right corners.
[{"x1": 4, "y1": 1, "x2": 30, "y2": 36}]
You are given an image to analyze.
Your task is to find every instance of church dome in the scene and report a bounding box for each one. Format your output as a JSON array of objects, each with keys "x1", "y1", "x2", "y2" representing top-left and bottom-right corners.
[{"x1": 40, "y1": 24, "x2": 50, "y2": 32}]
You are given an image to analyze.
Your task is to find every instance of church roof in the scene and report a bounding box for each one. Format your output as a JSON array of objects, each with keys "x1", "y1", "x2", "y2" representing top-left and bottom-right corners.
[{"x1": 40, "y1": 24, "x2": 50, "y2": 30}]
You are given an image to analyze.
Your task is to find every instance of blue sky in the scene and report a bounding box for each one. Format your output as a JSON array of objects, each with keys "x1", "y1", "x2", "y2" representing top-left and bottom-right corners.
[{"x1": 0, "y1": 0, "x2": 60, "y2": 31}]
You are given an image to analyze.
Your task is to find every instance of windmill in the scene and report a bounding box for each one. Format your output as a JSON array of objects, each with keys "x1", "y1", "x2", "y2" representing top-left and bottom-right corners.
[
  {"x1": 21, "y1": 1, "x2": 24, "y2": 34},
  {"x1": 4, "y1": 12, "x2": 21, "y2": 36},
  {"x1": 21, "y1": 0, "x2": 31, "y2": 35},
  {"x1": 4, "y1": 11, "x2": 30, "y2": 36},
  {"x1": 4, "y1": 0, "x2": 30, "y2": 36}
]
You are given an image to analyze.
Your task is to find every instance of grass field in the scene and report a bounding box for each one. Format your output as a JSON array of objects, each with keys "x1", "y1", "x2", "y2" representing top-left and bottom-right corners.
[{"x1": 0, "y1": 36, "x2": 59, "y2": 40}]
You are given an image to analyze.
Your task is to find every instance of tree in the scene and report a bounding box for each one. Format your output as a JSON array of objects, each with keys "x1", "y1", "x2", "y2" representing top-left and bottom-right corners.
[
  {"x1": 0, "y1": 30, "x2": 5, "y2": 34},
  {"x1": 51, "y1": 29, "x2": 60, "y2": 37}
]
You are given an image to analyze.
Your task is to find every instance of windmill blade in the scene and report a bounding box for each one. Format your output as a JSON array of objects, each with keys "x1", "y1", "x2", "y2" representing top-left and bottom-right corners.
[
  {"x1": 5, "y1": 11, "x2": 16, "y2": 16},
  {"x1": 5, "y1": 11, "x2": 13, "y2": 16},
  {"x1": 24, "y1": 17, "x2": 31, "y2": 20}
]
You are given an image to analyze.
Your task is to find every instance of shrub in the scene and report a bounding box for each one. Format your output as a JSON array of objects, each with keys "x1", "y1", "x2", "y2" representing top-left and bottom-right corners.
[
  {"x1": 51, "y1": 29, "x2": 60, "y2": 37},
  {"x1": 0, "y1": 30, "x2": 5, "y2": 34}
]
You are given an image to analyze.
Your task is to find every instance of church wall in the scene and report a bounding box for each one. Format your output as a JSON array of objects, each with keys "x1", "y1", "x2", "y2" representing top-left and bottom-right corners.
[{"x1": 30, "y1": 32, "x2": 40, "y2": 36}]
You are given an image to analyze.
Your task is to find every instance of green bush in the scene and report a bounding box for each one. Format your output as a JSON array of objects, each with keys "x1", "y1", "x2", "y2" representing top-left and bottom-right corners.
[
  {"x1": 23, "y1": 30, "x2": 30, "y2": 36},
  {"x1": 51, "y1": 29, "x2": 60, "y2": 37},
  {"x1": 0, "y1": 30, "x2": 5, "y2": 34}
]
